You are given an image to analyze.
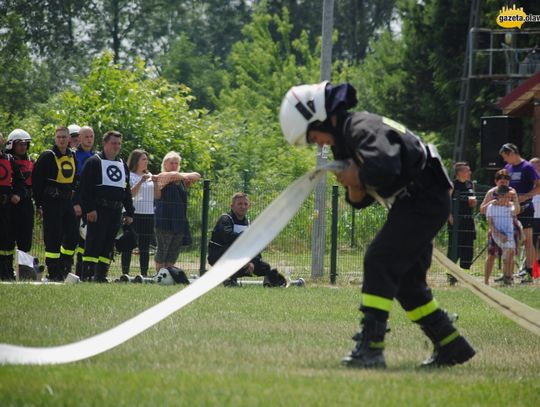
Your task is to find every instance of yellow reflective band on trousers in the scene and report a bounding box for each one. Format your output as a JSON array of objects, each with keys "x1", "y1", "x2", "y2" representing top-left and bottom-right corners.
[
  {"x1": 0, "y1": 249, "x2": 15, "y2": 256},
  {"x1": 98, "y1": 256, "x2": 110, "y2": 264},
  {"x1": 60, "y1": 246, "x2": 75, "y2": 256},
  {"x1": 45, "y1": 251, "x2": 61, "y2": 259},
  {"x1": 82, "y1": 256, "x2": 99, "y2": 263},
  {"x1": 76, "y1": 247, "x2": 85, "y2": 254},
  {"x1": 406, "y1": 299, "x2": 439, "y2": 322},
  {"x1": 361, "y1": 293, "x2": 393, "y2": 312}
]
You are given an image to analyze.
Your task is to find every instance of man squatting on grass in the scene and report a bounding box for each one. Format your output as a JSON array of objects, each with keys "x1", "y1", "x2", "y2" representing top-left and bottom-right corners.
[{"x1": 279, "y1": 82, "x2": 475, "y2": 368}]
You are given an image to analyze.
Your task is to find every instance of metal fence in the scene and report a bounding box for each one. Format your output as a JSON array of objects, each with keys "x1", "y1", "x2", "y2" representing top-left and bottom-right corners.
[{"x1": 27, "y1": 183, "x2": 505, "y2": 285}]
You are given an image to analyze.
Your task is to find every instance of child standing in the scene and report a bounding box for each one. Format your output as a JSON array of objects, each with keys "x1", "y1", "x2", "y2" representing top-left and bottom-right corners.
[{"x1": 486, "y1": 185, "x2": 519, "y2": 285}]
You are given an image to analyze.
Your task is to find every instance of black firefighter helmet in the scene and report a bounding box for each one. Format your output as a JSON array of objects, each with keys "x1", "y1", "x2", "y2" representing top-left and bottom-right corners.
[{"x1": 115, "y1": 224, "x2": 138, "y2": 253}]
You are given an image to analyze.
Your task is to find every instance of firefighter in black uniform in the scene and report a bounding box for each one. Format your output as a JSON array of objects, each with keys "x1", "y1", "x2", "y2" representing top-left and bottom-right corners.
[
  {"x1": 33, "y1": 126, "x2": 79, "y2": 281},
  {"x1": 280, "y1": 82, "x2": 475, "y2": 369},
  {"x1": 79, "y1": 130, "x2": 134, "y2": 282},
  {"x1": 0, "y1": 133, "x2": 25, "y2": 280},
  {"x1": 447, "y1": 162, "x2": 476, "y2": 282},
  {"x1": 208, "y1": 192, "x2": 287, "y2": 287},
  {"x1": 73, "y1": 126, "x2": 95, "y2": 277},
  {"x1": 6, "y1": 129, "x2": 35, "y2": 255}
]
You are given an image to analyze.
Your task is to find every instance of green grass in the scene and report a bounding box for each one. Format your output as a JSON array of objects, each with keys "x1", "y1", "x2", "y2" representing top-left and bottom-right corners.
[{"x1": 0, "y1": 283, "x2": 539, "y2": 406}]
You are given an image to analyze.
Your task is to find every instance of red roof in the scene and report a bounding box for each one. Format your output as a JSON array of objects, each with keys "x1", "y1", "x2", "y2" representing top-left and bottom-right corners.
[{"x1": 499, "y1": 71, "x2": 540, "y2": 116}]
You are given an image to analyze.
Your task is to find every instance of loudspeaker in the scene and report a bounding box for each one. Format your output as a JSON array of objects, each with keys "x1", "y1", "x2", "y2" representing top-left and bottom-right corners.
[{"x1": 480, "y1": 116, "x2": 522, "y2": 169}]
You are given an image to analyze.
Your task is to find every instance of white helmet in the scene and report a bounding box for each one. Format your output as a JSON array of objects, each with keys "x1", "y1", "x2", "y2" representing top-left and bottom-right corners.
[
  {"x1": 153, "y1": 268, "x2": 175, "y2": 285},
  {"x1": 6, "y1": 129, "x2": 31, "y2": 150},
  {"x1": 279, "y1": 81, "x2": 328, "y2": 146},
  {"x1": 68, "y1": 124, "x2": 81, "y2": 136}
]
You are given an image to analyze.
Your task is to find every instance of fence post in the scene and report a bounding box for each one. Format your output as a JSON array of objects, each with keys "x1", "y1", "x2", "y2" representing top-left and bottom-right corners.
[
  {"x1": 330, "y1": 185, "x2": 339, "y2": 284},
  {"x1": 243, "y1": 169, "x2": 250, "y2": 193},
  {"x1": 449, "y1": 196, "x2": 460, "y2": 262},
  {"x1": 199, "y1": 180, "x2": 210, "y2": 275},
  {"x1": 350, "y1": 207, "x2": 356, "y2": 248}
]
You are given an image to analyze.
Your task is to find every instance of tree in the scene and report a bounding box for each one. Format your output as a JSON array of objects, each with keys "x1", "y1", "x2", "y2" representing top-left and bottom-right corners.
[
  {"x1": 159, "y1": 35, "x2": 226, "y2": 110},
  {"x1": 0, "y1": 12, "x2": 48, "y2": 129},
  {"x1": 211, "y1": 6, "x2": 324, "y2": 184},
  {"x1": 33, "y1": 52, "x2": 215, "y2": 175}
]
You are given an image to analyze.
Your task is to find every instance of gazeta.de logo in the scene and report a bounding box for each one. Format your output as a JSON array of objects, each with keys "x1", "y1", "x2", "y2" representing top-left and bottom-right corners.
[{"x1": 497, "y1": 5, "x2": 527, "y2": 29}]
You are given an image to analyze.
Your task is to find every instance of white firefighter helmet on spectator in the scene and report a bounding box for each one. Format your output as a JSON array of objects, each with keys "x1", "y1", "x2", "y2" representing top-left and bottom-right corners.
[
  {"x1": 154, "y1": 268, "x2": 175, "y2": 285},
  {"x1": 6, "y1": 129, "x2": 31, "y2": 150},
  {"x1": 279, "y1": 81, "x2": 328, "y2": 146},
  {"x1": 68, "y1": 124, "x2": 81, "y2": 136}
]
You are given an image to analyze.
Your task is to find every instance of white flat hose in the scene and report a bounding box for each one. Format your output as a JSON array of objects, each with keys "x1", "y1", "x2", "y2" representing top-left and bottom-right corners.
[{"x1": 0, "y1": 162, "x2": 343, "y2": 365}]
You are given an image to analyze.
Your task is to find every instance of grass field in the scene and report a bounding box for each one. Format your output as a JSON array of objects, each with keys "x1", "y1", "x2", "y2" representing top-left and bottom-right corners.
[{"x1": 0, "y1": 282, "x2": 539, "y2": 406}]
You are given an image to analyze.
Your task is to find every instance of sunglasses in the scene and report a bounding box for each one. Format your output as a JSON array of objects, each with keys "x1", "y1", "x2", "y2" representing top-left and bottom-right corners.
[{"x1": 495, "y1": 175, "x2": 511, "y2": 180}]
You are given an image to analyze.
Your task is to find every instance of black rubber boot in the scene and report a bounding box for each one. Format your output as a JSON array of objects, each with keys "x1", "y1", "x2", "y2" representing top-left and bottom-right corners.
[
  {"x1": 61, "y1": 257, "x2": 73, "y2": 280},
  {"x1": 0, "y1": 259, "x2": 15, "y2": 281},
  {"x1": 223, "y1": 277, "x2": 239, "y2": 287},
  {"x1": 81, "y1": 262, "x2": 96, "y2": 282},
  {"x1": 419, "y1": 310, "x2": 475, "y2": 367},
  {"x1": 47, "y1": 263, "x2": 64, "y2": 282},
  {"x1": 263, "y1": 269, "x2": 287, "y2": 287},
  {"x1": 93, "y1": 262, "x2": 109, "y2": 283},
  {"x1": 75, "y1": 253, "x2": 83, "y2": 278},
  {"x1": 341, "y1": 314, "x2": 387, "y2": 369}
]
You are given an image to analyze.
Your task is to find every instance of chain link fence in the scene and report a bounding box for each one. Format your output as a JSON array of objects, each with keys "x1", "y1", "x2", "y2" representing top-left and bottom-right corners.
[{"x1": 26, "y1": 182, "x2": 508, "y2": 286}]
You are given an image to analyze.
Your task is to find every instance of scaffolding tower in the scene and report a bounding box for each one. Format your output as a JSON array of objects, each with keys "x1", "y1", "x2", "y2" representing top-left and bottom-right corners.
[{"x1": 452, "y1": 0, "x2": 540, "y2": 163}]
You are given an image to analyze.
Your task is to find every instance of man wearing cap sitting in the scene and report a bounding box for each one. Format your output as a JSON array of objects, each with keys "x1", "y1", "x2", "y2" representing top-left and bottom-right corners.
[{"x1": 208, "y1": 192, "x2": 287, "y2": 287}]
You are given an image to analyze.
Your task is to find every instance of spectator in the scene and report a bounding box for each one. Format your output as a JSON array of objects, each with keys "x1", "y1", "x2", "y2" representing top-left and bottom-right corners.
[
  {"x1": 121, "y1": 149, "x2": 155, "y2": 276},
  {"x1": 529, "y1": 157, "x2": 540, "y2": 271},
  {"x1": 447, "y1": 162, "x2": 476, "y2": 283},
  {"x1": 73, "y1": 126, "x2": 95, "y2": 277},
  {"x1": 68, "y1": 124, "x2": 81, "y2": 150},
  {"x1": 0, "y1": 132, "x2": 24, "y2": 280},
  {"x1": 486, "y1": 185, "x2": 520, "y2": 285},
  {"x1": 479, "y1": 169, "x2": 521, "y2": 284},
  {"x1": 153, "y1": 151, "x2": 200, "y2": 272},
  {"x1": 79, "y1": 130, "x2": 134, "y2": 282},
  {"x1": 32, "y1": 126, "x2": 78, "y2": 281},
  {"x1": 279, "y1": 81, "x2": 474, "y2": 369},
  {"x1": 5, "y1": 129, "x2": 34, "y2": 258},
  {"x1": 499, "y1": 143, "x2": 540, "y2": 283},
  {"x1": 208, "y1": 192, "x2": 288, "y2": 287}
]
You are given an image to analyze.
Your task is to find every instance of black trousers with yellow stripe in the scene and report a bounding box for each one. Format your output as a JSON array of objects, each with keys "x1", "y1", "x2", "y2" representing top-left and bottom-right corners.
[
  {"x1": 83, "y1": 206, "x2": 122, "y2": 266},
  {"x1": 0, "y1": 201, "x2": 15, "y2": 280},
  {"x1": 360, "y1": 165, "x2": 450, "y2": 323},
  {"x1": 42, "y1": 196, "x2": 78, "y2": 273}
]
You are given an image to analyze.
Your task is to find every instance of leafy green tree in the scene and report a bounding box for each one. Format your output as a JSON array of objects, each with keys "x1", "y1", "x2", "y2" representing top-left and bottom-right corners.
[
  {"x1": 159, "y1": 34, "x2": 226, "y2": 110},
  {"x1": 262, "y1": 0, "x2": 397, "y2": 62},
  {"x1": 211, "y1": 6, "x2": 327, "y2": 184},
  {"x1": 0, "y1": 12, "x2": 48, "y2": 129},
  {"x1": 33, "y1": 52, "x2": 215, "y2": 175}
]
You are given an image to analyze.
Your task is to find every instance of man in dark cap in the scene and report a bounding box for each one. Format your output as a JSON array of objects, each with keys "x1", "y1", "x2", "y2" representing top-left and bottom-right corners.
[{"x1": 279, "y1": 81, "x2": 475, "y2": 369}]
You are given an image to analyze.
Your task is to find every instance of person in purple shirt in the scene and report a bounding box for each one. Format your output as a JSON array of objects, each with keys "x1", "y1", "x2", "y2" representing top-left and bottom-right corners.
[{"x1": 499, "y1": 143, "x2": 540, "y2": 282}]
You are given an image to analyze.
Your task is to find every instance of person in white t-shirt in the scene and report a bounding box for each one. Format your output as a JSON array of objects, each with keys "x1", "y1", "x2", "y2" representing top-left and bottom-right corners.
[
  {"x1": 121, "y1": 149, "x2": 155, "y2": 276},
  {"x1": 486, "y1": 185, "x2": 519, "y2": 285}
]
